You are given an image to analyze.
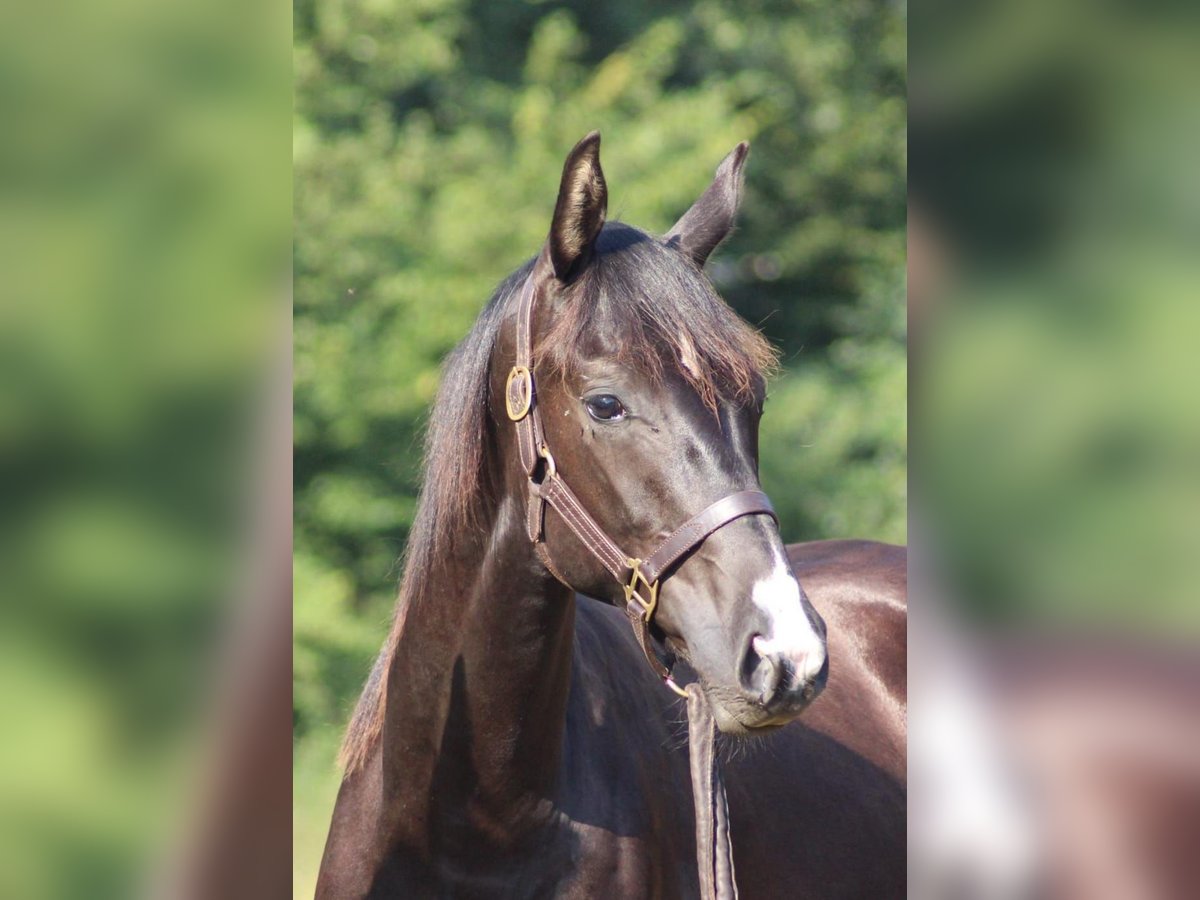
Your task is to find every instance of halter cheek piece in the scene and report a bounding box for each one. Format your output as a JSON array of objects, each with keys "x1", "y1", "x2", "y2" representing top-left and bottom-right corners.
[{"x1": 507, "y1": 275, "x2": 778, "y2": 696}]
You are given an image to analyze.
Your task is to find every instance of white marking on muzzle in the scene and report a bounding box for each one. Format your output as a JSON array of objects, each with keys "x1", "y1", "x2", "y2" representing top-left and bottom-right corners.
[{"x1": 751, "y1": 556, "x2": 826, "y2": 684}]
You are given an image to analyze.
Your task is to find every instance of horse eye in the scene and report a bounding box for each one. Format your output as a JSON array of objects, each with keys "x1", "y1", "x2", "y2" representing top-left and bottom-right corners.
[{"x1": 584, "y1": 394, "x2": 626, "y2": 422}]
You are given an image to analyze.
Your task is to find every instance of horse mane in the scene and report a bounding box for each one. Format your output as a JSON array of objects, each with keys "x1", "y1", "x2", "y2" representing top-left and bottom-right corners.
[{"x1": 338, "y1": 223, "x2": 777, "y2": 775}]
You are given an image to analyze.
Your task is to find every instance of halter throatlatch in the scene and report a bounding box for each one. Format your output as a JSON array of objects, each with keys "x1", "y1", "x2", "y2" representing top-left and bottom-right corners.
[{"x1": 507, "y1": 273, "x2": 778, "y2": 695}]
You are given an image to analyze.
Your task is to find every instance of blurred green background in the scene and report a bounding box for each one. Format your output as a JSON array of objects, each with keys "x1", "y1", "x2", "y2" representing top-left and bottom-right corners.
[
  {"x1": 911, "y1": 0, "x2": 1200, "y2": 632},
  {"x1": 293, "y1": 0, "x2": 905, "y2": 893},
  {"x1": 0, "y1": 0, "x2": 287, "y2": 896}
]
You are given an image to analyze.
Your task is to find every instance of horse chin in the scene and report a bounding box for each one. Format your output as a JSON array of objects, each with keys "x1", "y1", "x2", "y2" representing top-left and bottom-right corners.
[
  {"x1": 713, "y1": 711, "x2": 788, "y2": 737},
  {"x1": 704, "y1": 691, "x2": 798, "y2": 737}
]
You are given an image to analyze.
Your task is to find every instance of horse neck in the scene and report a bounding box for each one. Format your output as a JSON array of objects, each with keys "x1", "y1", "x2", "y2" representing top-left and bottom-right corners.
[{"x1": 381, "y1": 490, "x2": 575, "y2": 855}]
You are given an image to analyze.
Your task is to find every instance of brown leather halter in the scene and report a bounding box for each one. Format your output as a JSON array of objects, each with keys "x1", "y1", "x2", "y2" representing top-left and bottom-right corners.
[{"x1": 505, "y1": 273, "x2": 778, "y2": 696}]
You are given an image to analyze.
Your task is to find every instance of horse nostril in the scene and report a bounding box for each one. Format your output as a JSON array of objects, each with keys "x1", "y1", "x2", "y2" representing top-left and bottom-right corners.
[
  {"x1": 740, "y1": 634, "x2": 762, "y2": 690},
  {"x1": 741, "y1": 634, "x2": 784, "y2": 705}
]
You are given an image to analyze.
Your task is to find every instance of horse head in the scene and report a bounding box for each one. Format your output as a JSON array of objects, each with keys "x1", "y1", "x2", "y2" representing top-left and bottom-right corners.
[{"x1": 492, "y1": 133, "x2": 828, "y2": 734}]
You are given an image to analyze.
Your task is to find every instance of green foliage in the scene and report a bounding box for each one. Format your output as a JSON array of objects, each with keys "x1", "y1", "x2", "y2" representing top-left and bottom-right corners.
[{"x1": 293, "y1": 2, "x2": 907, "y2": 852}]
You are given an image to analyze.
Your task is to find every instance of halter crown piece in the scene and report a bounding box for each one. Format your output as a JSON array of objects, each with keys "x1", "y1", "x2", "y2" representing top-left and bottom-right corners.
[{"x1": 507, "y1": 272, "x2": 772, "y2": 898}]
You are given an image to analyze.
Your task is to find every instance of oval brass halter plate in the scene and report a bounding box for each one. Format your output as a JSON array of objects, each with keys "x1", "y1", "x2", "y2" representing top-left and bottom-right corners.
[{"x1": 505, "y1": 365, "x2": 533, "y2": 421}]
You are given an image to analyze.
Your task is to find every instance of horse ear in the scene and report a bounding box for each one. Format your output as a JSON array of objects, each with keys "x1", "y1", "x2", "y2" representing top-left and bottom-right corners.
[
  {"x1": 545, "y1": 131, "x2": 608, "y2": 282},
  {"x1": 666, "y1": 142, "x2": 749, "y2": 267}
]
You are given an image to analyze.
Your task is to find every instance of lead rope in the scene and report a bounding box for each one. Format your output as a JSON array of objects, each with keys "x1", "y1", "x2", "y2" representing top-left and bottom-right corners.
[{"x1": 687, "y1": 684, "x2": 738, "y2": 900}]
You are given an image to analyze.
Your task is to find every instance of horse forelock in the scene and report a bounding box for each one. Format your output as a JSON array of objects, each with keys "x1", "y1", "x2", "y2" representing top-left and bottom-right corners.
[{"x1": 539, "y1": 223, "x2": 777, "y2": 412}]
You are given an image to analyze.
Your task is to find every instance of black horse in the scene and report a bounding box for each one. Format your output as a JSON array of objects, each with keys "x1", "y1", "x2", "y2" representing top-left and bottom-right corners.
[{"x1": 316, "y1": 134, "x2": 906, "y2": 898}]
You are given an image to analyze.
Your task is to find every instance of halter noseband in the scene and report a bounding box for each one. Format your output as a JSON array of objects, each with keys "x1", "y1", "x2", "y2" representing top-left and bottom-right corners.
[{"x1": 506, "y1": 274, "x2": 778, "y2": 695}]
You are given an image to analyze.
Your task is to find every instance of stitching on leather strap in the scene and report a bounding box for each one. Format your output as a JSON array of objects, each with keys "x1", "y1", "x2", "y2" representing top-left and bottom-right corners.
[
  {"x1": 641, "y1": 491, "x2": 776, "y2": 583},
  {"x1": 535, "y1": 541, "x2": 574, "y2": 590},
  {"x1": 546, "y1": 482, "x2": 603, "y2": 558},
  {"x1": 626, "y1": 604, "x2": 669, "y2": 679},
  {"x1": 544, "y1": 481, "x2": 624, "y2": 577},
  {"x1": 550, "y1": 481, "x2": 624, "y2": 570},
  {"x1": 526, "y1": 490, "x2": 544, "y2": 543}
]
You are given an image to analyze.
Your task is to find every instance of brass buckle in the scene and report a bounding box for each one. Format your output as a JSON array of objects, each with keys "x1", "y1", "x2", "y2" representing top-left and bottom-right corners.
[
  {"x1": 625, "y1": 558, "x2": 685, "y2": 697},
  {"x1": 623, "y1": 558, "x2": 659, "y2": 622},
  {"x1": 505, "y1": 366, "x2": 532, "y2": 421}
]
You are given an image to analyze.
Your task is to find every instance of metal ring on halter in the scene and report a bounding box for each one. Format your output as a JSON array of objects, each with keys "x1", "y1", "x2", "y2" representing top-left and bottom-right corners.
[
  {"x1": 537, "y1": 442, "x2": 557, "y2": 479},
  {"x1": 663, "y1": 675, "x2": 688, "y2": 698}
]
